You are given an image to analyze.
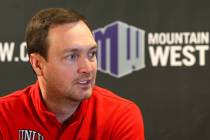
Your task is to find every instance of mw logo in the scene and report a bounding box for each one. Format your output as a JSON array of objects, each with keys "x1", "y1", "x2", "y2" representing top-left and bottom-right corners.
[{"x1": 93, "y1": 21, "x2": 145, "y2": 78}]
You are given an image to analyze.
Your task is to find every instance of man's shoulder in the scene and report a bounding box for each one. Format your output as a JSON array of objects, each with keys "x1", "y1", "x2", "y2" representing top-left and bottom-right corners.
[
  {"x1": 0, "y1": 84, "x2": 34, "y2": 109},
  {"x1": 91, "y1": 87, "x2": 144, "y2": 140},
  {"x1": 92, "y1": 85, "x2": 135, "y2": 106},
  {"x1": 90, "y1": 86, "x2": 143, "y2": 128}
]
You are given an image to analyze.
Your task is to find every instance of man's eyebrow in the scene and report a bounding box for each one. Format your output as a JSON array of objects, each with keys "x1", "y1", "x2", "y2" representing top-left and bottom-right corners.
[
  {"x1": 62, "y1": 45, "x2": 98, "y2": 53},
  {"x1": 63, "y1": 48, "x2": 79, "y2": 53},
  {"x1": 89, "y1": 45, "x2": 98, "y2": 50}
]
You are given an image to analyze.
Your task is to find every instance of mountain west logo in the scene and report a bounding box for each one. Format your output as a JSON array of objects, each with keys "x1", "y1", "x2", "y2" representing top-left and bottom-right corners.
[
  {"x1": 18, "y1": 129, "x2": 44, "y2": 140},
  {"x1": 93, "y1": 21, "x2": 145, "y2": 78},
  {"x1": 93, "y1": 21, "x2": 209, "y2": 78}
]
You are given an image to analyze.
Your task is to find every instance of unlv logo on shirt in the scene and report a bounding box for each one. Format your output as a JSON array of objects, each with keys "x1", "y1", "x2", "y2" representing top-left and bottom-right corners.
[{"x1": 18, "y1": 129, "x2": 44, "y2": 140}]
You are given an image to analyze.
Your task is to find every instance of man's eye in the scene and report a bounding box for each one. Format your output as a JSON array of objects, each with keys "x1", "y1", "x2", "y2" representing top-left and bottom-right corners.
[
  {"x1": 89, "y1": 51, "x2": 97, "y2": 59},
  {"x1": 66, "y1": 54, "x2": 78, "y2": 61}
]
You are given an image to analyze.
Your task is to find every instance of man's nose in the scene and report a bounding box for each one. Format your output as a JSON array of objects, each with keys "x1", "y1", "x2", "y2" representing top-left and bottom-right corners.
[{"x1": 77, "y1": 57, "x2": 95, "y2": 74}]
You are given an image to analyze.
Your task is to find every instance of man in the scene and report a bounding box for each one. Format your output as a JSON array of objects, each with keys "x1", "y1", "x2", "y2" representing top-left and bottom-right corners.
[{"x1": 0, "y1": 8, "x2": 144, "y2": 140}]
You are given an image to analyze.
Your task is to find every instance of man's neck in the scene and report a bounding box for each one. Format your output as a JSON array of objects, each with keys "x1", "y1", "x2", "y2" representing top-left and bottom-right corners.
[
  {"x1": 38, "y1": 80, "x2": 80, "y2": 123},
  {"x1": 42, "y1": 95, "x2": 80, "y2": 123}
]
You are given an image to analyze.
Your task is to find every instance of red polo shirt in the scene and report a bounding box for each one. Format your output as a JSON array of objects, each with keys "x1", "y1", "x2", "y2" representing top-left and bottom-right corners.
[{"x1": 0, "y1": 82, "x2": 144, "y2": 140}]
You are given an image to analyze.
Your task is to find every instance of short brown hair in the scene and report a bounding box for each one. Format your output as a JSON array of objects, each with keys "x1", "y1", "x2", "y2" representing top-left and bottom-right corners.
[{"x1": 25, "y1": 8, "x2": 91, "y2": 60}]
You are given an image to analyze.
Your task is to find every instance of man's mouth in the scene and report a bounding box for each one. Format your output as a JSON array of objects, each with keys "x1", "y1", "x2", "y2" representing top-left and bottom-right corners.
[{"x1": 78, "y1": 80, "x2": 91, "y2": 85}]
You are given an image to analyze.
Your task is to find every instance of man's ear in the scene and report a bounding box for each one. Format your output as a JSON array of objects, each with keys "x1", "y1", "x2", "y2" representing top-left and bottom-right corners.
[{"x1": 29, "y1": 53, "x2": 45, "y2": 76}]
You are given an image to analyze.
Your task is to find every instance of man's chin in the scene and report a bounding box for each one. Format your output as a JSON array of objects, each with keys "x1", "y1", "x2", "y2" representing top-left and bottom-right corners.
[
  {"x1": 72, "y1": 88, "x2": 93, "y2": 102},
  {"x1": 82, "y1": 88, "x2": 93, "y2": 99}
]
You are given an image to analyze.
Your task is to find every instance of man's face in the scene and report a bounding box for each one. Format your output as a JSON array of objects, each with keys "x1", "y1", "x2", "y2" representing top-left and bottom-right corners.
[{"x1": 41, "y1": 21, "x2": 97, "y2": 102}]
